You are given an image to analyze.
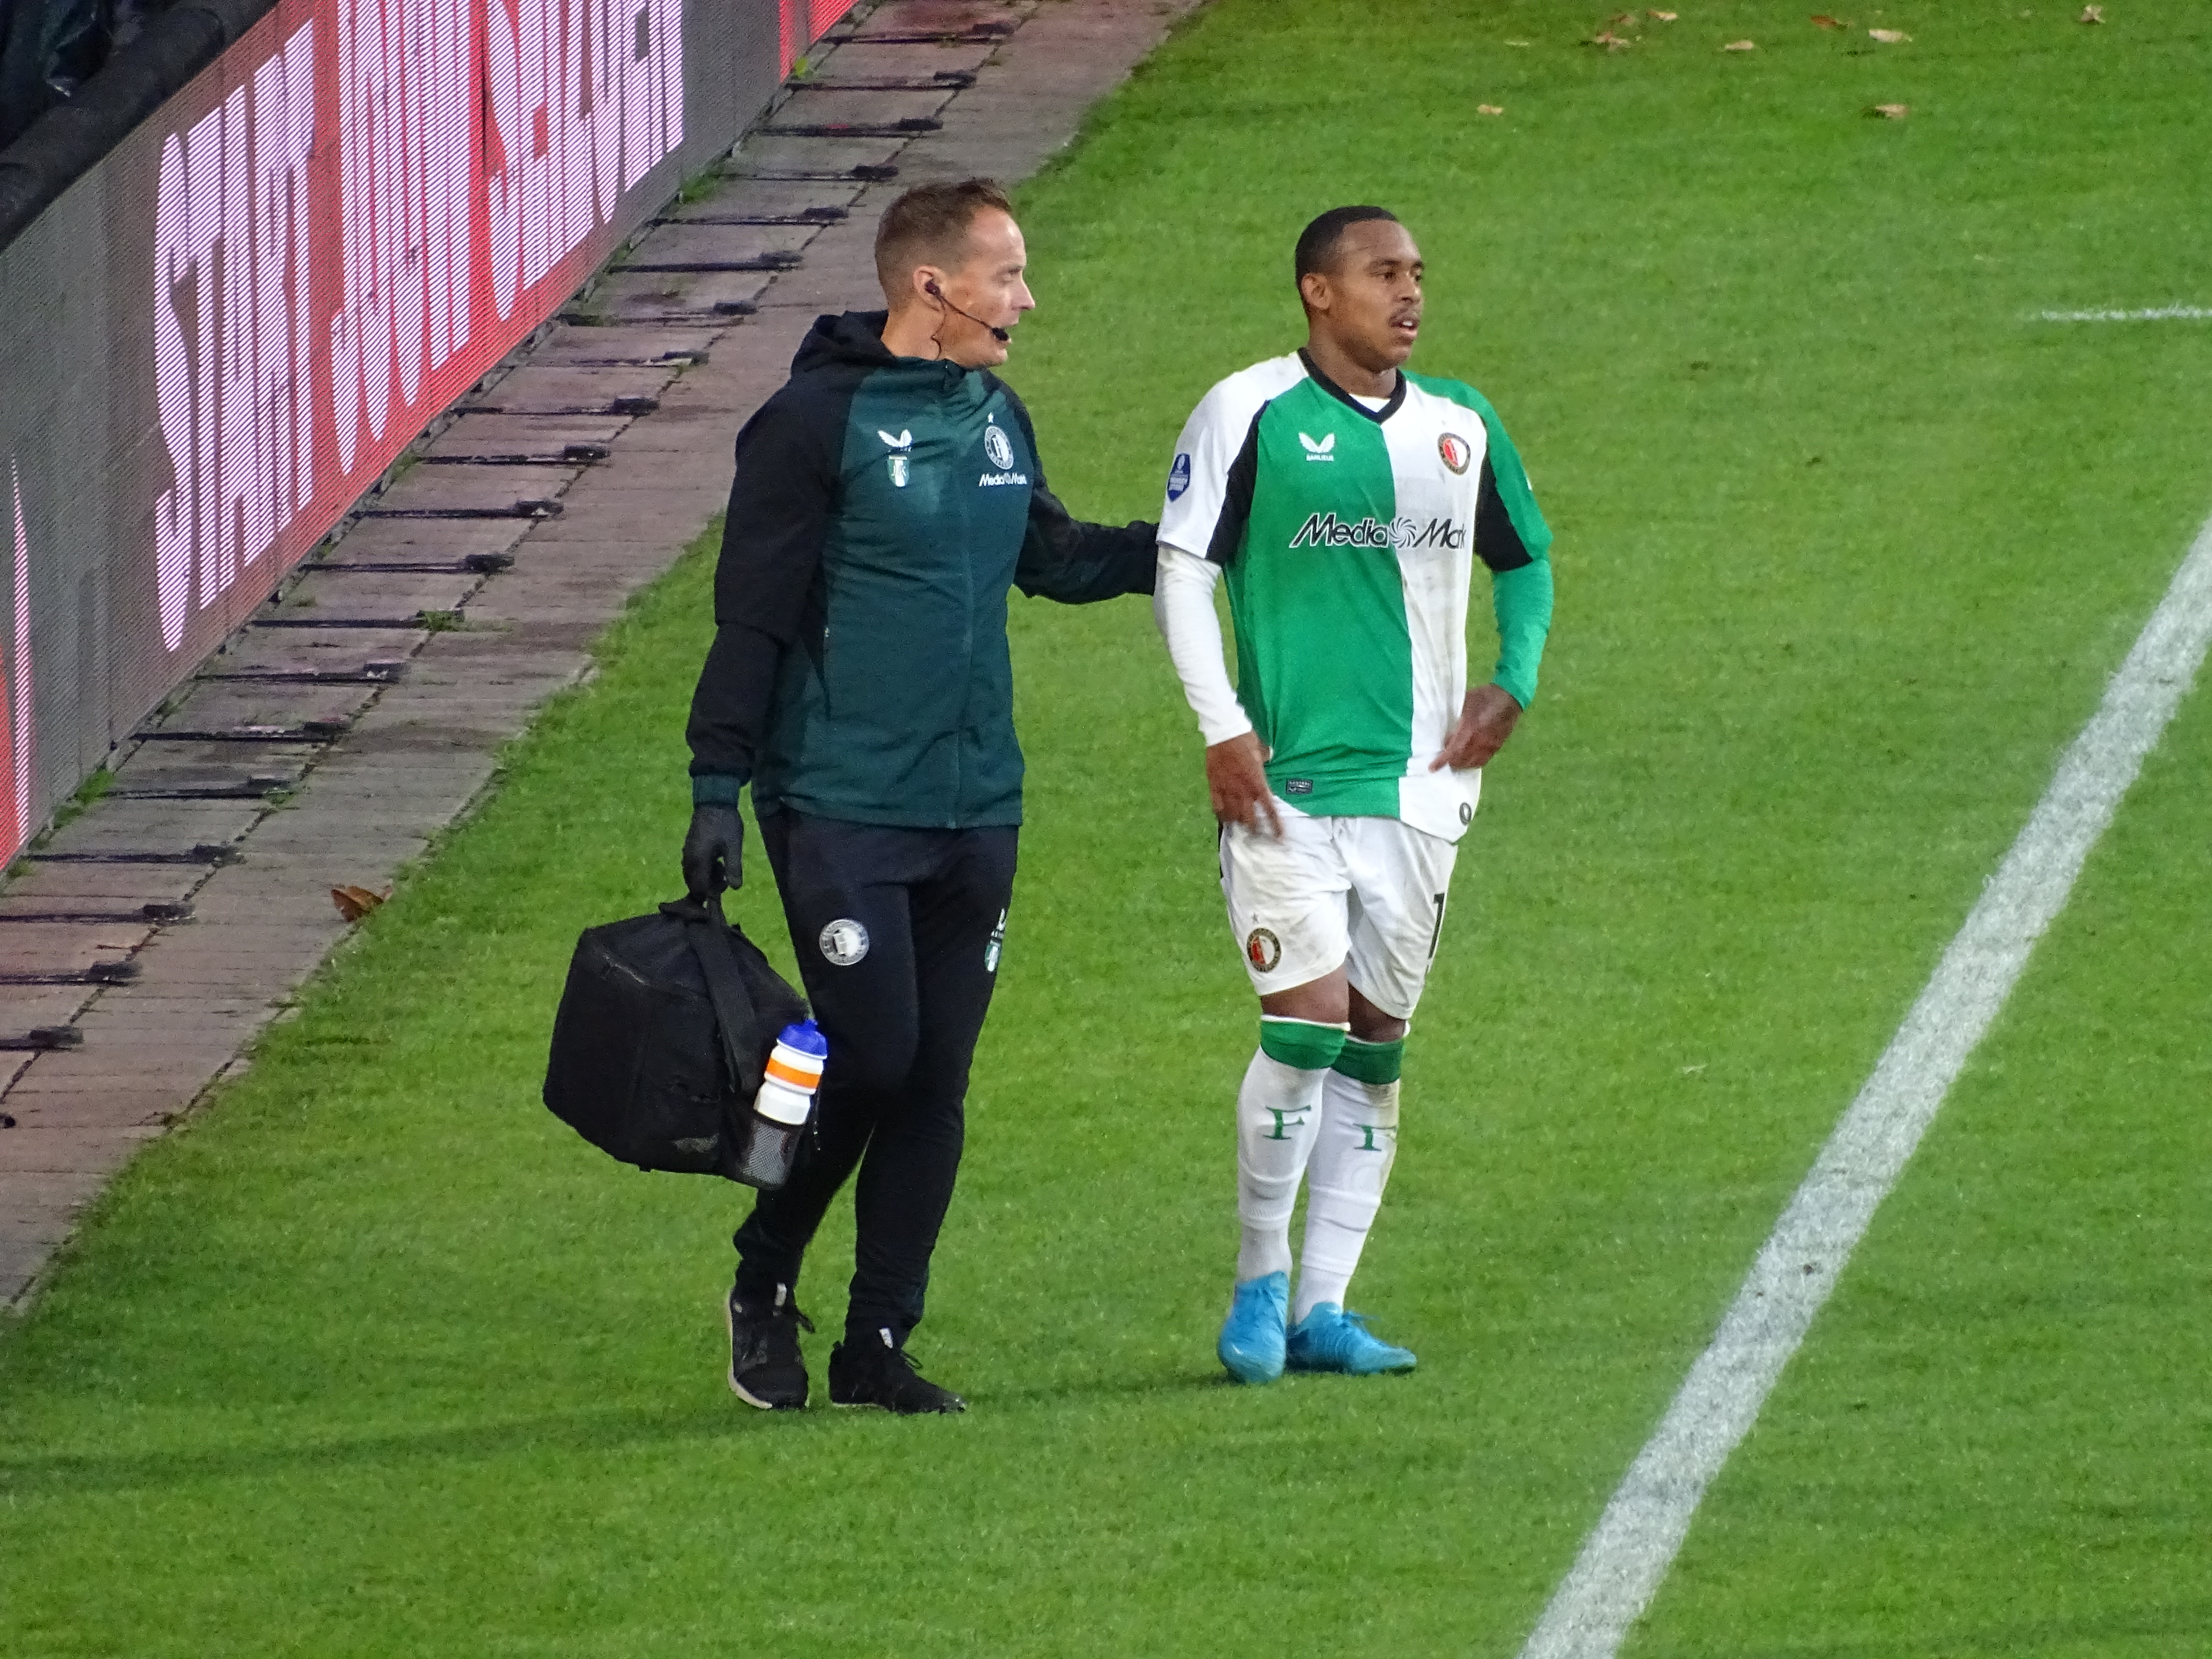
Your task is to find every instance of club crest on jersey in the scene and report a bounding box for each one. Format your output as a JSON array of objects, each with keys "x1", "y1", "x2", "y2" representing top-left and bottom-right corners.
[
  {"x1": 984, "y1": 421, "x2": 1015, "y2": 470},
  {"x1": 879, "y1": 428, "x2": 914, "y2": 489},
  {"x1": 1438, "y1": 432, "x2": 1473, "y2": 474},
  {"x1": 1167, "y1": 452, "x2": 1192, "y2": 501},
  {"x1": 1298, "y1": 431, "x2": 1336, "y2": 462},
  {"x1": 1246, "y1": 927, "x2": 1282, "y2": 972}
]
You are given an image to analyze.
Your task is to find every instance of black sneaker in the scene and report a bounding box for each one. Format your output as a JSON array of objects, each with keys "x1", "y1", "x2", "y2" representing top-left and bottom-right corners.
[
  {"x1": 725, "y1": 1284, "x2": 813, "y2": 1410},
  {"x1": 827, "y1": 1326, "x2": 967, "y2": 1415}
]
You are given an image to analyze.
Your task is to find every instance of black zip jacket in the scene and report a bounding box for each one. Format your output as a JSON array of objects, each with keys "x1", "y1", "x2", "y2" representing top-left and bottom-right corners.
[{"x1": 686, "y1": 311, "x2": 1156, "y2": 828}]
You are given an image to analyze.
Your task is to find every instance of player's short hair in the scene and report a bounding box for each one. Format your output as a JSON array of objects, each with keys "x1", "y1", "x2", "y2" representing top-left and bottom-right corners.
[
  {"x1": 874, "y1": 179, "x2": 1015, "y2": 301},
  {"x1": 1294, "y1": 205, "x2": 1401, "y2": 284}
]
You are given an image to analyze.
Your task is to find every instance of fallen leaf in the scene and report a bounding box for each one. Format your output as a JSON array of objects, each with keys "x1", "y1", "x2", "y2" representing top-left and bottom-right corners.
[
  {"x1": 1477, "y1": 103, "x2": 1505, "y2": 115},
  {"x1": 1811, "y1": 13, "x2": 1845, "y2": 27},
  {"x1": 1723, "y1": 37, "x2": 1757, "y2": 49},
  {"x1": 1588, "y1": 28, "x2": 1633, "y2": 48},
  {"x1": 2079, "y1": 3, "x2": 2103, "y2": 19},
  {"x1": 1607, "y1": 9, "x2": 1636, "y2": 22},
  {"x1": 1869, "y1": 101, "x2": 1910, "y2": 117},
  {"x1": 1505, "y1": 37, "x2": 1533, "y2": 45},
  {"x1": 331, "y1": 884, "x2": 390, "y2": 922},
  {"x1": 1868, "y1": 26, "x2": 1912, "y2": 41},
  {"x1": 1648, "y1": 8, "x2": 1677, "y2": 18}
]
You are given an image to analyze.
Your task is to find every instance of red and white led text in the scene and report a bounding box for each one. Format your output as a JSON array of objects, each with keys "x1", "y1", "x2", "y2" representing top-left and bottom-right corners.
[{"x1": 151, "y1": 0, "x2": 686, "y2": 654}]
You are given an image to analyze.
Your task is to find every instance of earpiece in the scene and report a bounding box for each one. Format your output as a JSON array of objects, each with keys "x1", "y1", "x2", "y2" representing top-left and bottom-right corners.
[{"x1": 922, "y1": 277, "x2": 1010, "y2": 343}]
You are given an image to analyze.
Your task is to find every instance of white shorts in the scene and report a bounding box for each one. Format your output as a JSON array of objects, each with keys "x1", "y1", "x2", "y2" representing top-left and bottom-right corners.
[{"x1": 1219, "y1": 808, "x2": 1460, "y2": 1020}]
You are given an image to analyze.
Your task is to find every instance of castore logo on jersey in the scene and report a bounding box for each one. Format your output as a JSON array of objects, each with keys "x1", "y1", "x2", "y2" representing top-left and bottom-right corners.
[{"x1": 1298, "y1": 432, "x2": 1336, "y2": 462}]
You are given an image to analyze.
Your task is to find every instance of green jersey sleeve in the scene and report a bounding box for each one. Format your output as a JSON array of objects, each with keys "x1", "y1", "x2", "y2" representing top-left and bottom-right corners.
[
  {"x1": 1491, "y1": 559, "x2": 1553, "y2": 708},
  {"x1": 1440, "y1": 382, "x2": 1555, "y2": 707}
]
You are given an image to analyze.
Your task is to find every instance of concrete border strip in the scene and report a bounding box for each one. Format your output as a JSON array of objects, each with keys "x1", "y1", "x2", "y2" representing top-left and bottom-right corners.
[{"x1": 1519, "y1": 508, "x2": 2212, "y2": 1658}]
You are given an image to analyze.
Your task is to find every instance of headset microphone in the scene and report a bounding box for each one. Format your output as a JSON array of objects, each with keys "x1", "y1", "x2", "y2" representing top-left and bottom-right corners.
[{"x1": 926, "y1": 279, "x2": 1011, "y2": 343}]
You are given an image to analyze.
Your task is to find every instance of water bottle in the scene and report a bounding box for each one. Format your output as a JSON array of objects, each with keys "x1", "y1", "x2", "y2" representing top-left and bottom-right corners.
[{"x1": 734, "y1": 1019, "x2": 825, "y2": 1189}]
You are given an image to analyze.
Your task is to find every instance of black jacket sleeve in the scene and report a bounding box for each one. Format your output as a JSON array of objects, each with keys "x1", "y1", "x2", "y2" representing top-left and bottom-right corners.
[
  {"x1": 1001, "y1": 386, "x2": 1157, "y2": 603},
  {"x1": 687, "y1": 387, "x2": 841, "y2": 786},
  {"x1": 686, "y1": 623, "x2": 784, "y2": 788}
]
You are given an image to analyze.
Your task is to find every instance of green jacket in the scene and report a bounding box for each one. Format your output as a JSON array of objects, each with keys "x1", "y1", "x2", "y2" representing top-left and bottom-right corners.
[{"x1": 687, "y1": 311, "x2": 1155, "y2": 828}]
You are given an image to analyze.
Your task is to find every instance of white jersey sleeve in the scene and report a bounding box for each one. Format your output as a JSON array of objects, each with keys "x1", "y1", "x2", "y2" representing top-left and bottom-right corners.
[
  {"x1": 1157, "y1": 355, "x2": 1306, "y2": 560},
  {"x1": 1152, "y1": 545, "x2": 1253, "y2": 745}
]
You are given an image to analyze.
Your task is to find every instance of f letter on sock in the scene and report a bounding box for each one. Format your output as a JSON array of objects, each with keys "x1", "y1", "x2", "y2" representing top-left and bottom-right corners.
[
  {"x1": 1293, "y1": 1036, "x2": 1405, "y2": 1321},
  {"x1": 1234, "y1": 1019, "x2": 1346, "y2": 1283}
]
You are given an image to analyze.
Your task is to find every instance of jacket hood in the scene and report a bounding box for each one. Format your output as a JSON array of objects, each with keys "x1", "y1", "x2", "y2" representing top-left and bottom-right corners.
[
  {"x1": 791, "y1": 310, "x2": 896, "y2": 375},
  {"x1": 792, "y1": 310, "x2": 992, "y2": 378}
]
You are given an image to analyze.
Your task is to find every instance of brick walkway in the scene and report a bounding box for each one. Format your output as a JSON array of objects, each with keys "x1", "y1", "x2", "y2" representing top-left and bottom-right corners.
[{"x1": 0, "y1": 0, "x2": 1201, "y2": 1311}]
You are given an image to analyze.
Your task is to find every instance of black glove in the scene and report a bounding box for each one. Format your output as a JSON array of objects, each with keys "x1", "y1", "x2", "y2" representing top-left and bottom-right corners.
[{"x1": 681, "y1": 803, "x2": 745, "y2": 897}]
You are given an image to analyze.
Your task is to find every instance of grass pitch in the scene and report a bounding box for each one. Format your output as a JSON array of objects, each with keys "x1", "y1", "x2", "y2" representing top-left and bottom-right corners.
[{"x1": 5, "y1": 2, "x2": 2211, "y2": 1654}]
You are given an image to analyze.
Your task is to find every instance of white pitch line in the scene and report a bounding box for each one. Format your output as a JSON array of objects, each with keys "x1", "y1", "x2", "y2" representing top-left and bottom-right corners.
[
  {"x1": 2034, "y1": 306, "x2": 2212, "y2": 323},
  {"x1": 1519, "y1": 508, "x2": 2212, "y2": 1659}
]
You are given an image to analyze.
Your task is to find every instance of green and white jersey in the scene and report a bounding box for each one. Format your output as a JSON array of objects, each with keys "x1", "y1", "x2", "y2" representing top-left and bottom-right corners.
[{"x1": 1158, "y1": 350, "x2": 1553, "y2": 842}]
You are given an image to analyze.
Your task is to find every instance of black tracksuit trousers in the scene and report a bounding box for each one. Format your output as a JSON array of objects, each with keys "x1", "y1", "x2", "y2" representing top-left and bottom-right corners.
[{"x1": 733, "y1": 811, "x2": 1017, "y2": 1345}]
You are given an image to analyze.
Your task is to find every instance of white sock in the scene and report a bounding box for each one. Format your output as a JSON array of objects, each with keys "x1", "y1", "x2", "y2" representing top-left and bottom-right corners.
[
  {"x1": 1294, "y1": 1071, "x2": 1400, "y2": 1321},
  {"x1": 1234, "y1": 1048, "x2": 1329, "y2": 1283}
]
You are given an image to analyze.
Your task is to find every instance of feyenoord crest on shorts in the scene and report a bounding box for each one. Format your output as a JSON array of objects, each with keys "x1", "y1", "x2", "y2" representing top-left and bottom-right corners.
[{"x1": 1157, "y1": 351, "x2": 1552, "y2": 844}]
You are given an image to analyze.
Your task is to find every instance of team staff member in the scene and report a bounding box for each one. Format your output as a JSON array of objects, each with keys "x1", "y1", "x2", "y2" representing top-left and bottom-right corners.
[
  {"x1": 683, "y1": 180, "x2": 1155, "y2": 1415},
  {"x1": 1153, "y1": 206, "x2": 1555, "y2": 1383}
]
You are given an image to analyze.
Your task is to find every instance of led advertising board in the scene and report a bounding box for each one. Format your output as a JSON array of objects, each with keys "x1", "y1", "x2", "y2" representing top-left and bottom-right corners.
[{"x1": 0, "y1": 0, "x2": 849, "y2": 862}]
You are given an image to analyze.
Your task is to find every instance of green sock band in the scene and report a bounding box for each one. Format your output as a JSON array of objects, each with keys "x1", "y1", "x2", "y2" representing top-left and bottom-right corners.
[
  {"x1": 1332, "y1": 1036, "x2": 1406, "y2": 1086},
  {"x1": 1258, "y1": 1017, "x2": 1348, "y2": 1072}
]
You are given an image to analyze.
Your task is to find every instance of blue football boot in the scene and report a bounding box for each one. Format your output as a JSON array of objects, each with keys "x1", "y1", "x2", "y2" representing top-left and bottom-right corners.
[
  {"x1": 1217, "y1": 1271, "x2": 1289, "y2": 1384},
  {"x1": 1284, "y1": 1303, "x2": 1417, "y2": 1375}
]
